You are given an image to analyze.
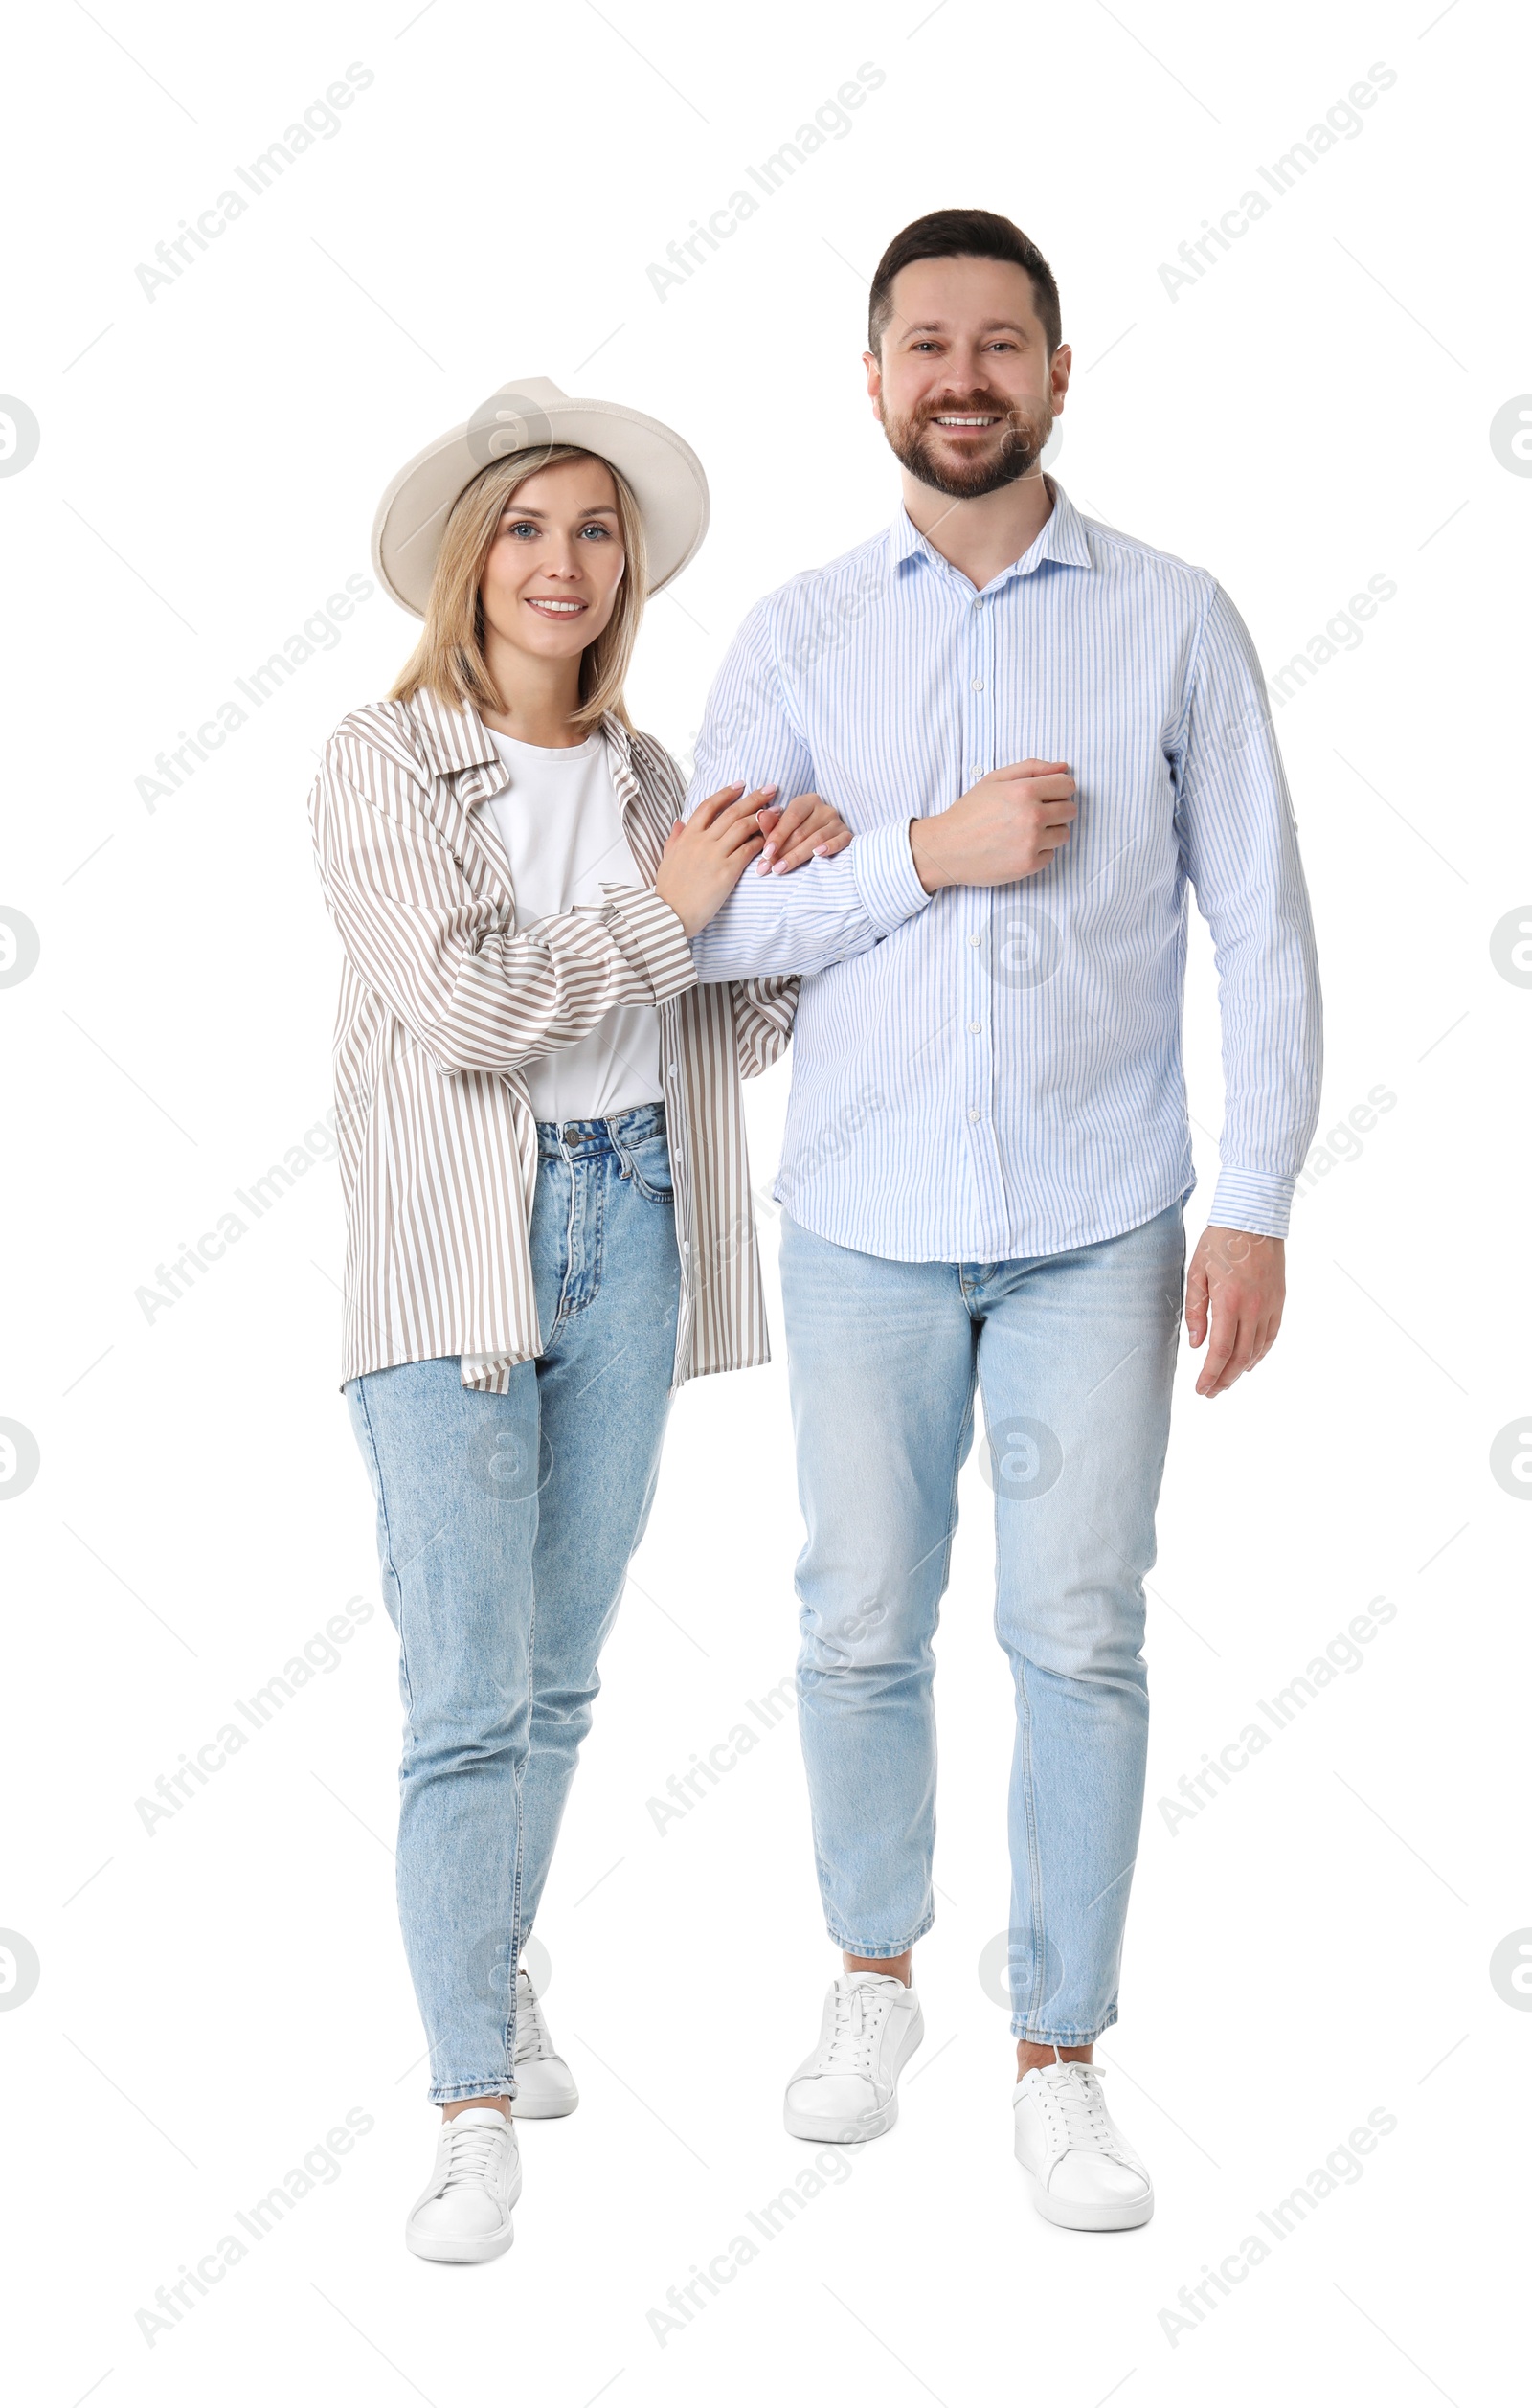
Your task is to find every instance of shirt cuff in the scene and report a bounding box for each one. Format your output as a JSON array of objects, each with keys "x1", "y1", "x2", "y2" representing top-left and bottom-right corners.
[
  {"x1": 851, "y1": 819, "x2": 935, "y2": 937},
  {"x1": 1208, "y1": 1169, "x2": 1296, "y2": 1240},
  {"x1": 602, "y1": 882, "x2": 699, "y2": 1004}
]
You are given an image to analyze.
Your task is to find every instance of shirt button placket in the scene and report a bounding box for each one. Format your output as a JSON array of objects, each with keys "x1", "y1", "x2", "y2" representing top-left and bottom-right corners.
[
  {"x1": 963, "y1": 591, "x2": 993, "y2": 1152},
  {"x1": 965, "y1": 587, "x2": 1005, "y2": 1248}
]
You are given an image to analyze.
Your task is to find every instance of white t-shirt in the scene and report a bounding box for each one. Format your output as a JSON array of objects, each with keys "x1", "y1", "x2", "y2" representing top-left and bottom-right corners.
[{"x1": 481, "y1": 726, "x2": 664, "y2": 1125}]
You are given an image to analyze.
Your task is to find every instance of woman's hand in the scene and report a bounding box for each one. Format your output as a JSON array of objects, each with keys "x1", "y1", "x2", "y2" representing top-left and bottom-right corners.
[
  {"x1": 754, "y1": 792, "x2": 853, "y2": 873},
  {"x1": 654, "y1": 784, "x2": 777, "y2": 937}
]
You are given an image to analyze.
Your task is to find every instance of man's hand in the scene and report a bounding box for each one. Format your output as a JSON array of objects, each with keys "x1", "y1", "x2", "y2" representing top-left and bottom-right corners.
[
  {"x1": 755, "y1": 791, "x2": 854, "y2": 874},
  {"x1": 1184, "y1": 1225, "x2": 1286, "y2": 1398},
  {"x1": 909, "y1": 758, "x2": 1077, "y2": 894}
]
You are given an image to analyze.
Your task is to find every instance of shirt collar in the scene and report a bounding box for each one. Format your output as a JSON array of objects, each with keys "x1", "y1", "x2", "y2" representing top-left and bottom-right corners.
[{"x1": 887, "y1": 473, "x2": 1093, "y2": 591}]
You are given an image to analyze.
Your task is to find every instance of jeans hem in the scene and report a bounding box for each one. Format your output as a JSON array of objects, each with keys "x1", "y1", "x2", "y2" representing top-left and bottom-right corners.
[
  {"x1": 1011, "y1": 2004, "x2": 1119, "y2": 2045},
  {"x1": 826, "y1": 1913, "x2": 935, "y2": 1958},
  {"x1": 430, "y1": 2077, "x2": 518, "y2": 2106}
]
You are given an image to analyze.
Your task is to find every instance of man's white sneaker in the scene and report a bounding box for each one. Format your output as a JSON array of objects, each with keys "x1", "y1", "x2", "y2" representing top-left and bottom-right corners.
[
  {"x1": 1012, "y1": 2059, "x2": 1154, "y2": 2231},
  {"x1": 405, "y1": 2107, "x2": 521, "y2": 2262},
  {"x1": 783, "y1": 1971, "x2": 924, "y2": 2143},
  {"x1": 509, "y1": 1965, "x2": 578, "y2": 2119}
]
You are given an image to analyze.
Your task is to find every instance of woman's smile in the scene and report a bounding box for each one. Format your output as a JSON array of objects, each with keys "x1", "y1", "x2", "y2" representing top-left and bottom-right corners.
[{"x1": 522, "y1": 594, "x2": 589, "y2": 619}]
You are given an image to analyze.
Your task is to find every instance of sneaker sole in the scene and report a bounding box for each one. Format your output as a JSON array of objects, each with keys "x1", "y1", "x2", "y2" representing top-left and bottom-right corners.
[
  {"x1": 1018, "y1": 2162, "x2": 1154, "y2": 2232},
  {"x1": 782, "y1": 2005, "x2": 926, "y2": 2143},
  {"x1": 405, "y1": 2161, "x2": 523, "y2": 2262},
  {"x1": 509, "y1": 2085, "x2": 578, "y2": 2120}
]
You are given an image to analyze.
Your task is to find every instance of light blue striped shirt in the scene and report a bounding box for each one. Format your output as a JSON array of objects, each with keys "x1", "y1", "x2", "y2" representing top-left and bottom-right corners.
[{"x1": 684, "y1": 477, "x2": 1321, "y2": 1260}]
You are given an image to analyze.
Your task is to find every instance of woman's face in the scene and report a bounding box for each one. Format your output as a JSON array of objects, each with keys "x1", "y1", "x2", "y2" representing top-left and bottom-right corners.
[{"x1": 478, "y1": 455, "x2": 625, "y2": 666}]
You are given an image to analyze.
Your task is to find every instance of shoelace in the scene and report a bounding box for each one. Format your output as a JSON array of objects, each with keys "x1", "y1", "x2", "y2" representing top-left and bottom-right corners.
[
  {"x1": 814, "y1": 1980, "x2": 890, "y2": 2077},
  {"x1": 437, "y1": 2118, "x2": 507, "y2": 2194},
  {"x1": 513, "y1": 1969, "x2": 551, "y2": 2067},
  {"x1": 1034, "y1": 2060, "x2": 1122, "y2": 2160}
]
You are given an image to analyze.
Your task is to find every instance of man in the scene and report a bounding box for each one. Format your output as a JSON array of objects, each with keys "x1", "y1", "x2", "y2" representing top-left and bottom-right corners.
[{"x1": 682, "y1": 208, "x2": 1321, "y2": 2230}]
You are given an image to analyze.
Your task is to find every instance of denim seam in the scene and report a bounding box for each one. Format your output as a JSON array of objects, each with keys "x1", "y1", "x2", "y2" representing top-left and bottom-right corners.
[
  {"x1": 975, "y1": 1329, "x2": 1051, "y2": 2036},
  {"x1": 935, "y1": 1354, "x2": 975, "y2": 1603},
  {"x1": 506, "y1": 1476, "x2": 542, "y2": 2099},
  {"x1": 503, "y1": 1761, "x2": 525, "y2": 2103},
  {"x1": 924, "y1": 1339, "x2": 974, "y2": 1946},
  {"x1": 624, "y1": 1143, "x2": 674, "y2": 1209},
  {"x1": 915, "y1": 1373, "x2": 969, "y2": 1943},
  {"x1": 798, "y1": 1678, "x2": 842, "y2": 1940},
  {"x1": 350, "y1": 1379, "x2": 414, "y2": 1722},
  {"x1": 1013, "y1": 1653, "x2": 1048, "y2": 2033},
  {"x1": 588, "y1": 1151, "x2": 606, "y2": 1309},
  {"x1": 552, "y1": 1152, "x2": 611, "y2": 1325},
  {"x1": 546, "y1": 1147, "x2": 579, "y2": 1339}
]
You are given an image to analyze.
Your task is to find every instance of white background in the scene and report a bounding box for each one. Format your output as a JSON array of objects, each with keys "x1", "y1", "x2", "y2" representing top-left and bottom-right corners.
[{"x1": 2, "y1": 1, "x2": 1527, "y2": 2401}]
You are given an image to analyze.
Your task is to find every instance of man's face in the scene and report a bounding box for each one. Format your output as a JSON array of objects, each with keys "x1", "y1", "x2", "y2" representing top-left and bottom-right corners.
[{"x1": 865, "y1": 254, "x2": 1070, "y2": 499}]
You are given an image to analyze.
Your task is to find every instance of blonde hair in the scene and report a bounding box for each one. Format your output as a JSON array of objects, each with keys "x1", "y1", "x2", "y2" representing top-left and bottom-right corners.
[{"x1": 389, "y1": 443, "x2": 649, "y2": 733}]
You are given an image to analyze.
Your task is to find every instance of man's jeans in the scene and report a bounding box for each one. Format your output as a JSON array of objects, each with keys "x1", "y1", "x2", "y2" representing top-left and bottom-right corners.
[
  {"x1": 346, "y1": 1104, "x2": 680, "y2": 2104},
  {"x1": 778, "y1": 1200, "x2": 1186, "y2": 2045}
]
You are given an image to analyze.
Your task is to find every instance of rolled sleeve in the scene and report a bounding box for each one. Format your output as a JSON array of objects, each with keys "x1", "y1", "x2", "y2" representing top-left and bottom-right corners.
[
  {"x1": 685, "y1": 598, "x2": 933, "y2": 981},
  {"x1": 601, "y1": 881, "x2": 699, "y2": 1004},
  {"x1": 309, "y1": 734, "x2": 695, "y2": 1078}
]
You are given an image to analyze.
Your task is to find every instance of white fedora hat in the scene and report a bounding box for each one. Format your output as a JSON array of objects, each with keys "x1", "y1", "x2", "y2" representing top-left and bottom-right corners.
[{"x1": 371, "y1": 376, "x2": 710, "y2": 618}]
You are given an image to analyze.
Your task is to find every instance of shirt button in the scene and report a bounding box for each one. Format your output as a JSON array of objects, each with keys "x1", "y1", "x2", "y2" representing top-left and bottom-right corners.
[
  {"x1": 971, "y1": 679, "x2": 984, "y2": 691},
  {"x1": 666, "y1": 1062, "x2": 679, "y2": 1079},
  {"x1": 968, "y1": 933, "x2": 983, "y2": 948},
  {"x1": 968, "y1": 1021, "x2": 981, "y2": 1033},
  {"x1": 968, "y1": 1108, "x2": 982, "y2": 1123}
]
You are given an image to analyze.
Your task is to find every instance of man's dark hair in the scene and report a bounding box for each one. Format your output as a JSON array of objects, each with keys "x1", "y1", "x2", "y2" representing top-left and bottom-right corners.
[{"x1": 867, "y1": 210, "x2": 1061, "y2": 358}]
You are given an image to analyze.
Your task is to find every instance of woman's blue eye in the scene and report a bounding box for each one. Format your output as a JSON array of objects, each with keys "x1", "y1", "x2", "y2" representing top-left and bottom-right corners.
[{"x1": 501, "y1": 520, "x2": 612, "y2": 538}]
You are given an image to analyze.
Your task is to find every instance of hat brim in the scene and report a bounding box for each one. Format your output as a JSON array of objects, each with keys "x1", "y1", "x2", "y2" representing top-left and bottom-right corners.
[{"x1": 371, "y1": 383, "x2": 710, "y2": 618}]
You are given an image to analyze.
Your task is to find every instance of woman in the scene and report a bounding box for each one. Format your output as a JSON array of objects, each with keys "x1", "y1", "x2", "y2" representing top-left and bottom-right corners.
[{"x1": 308, "y1": 378, "x2": 848, "y2": 2263}]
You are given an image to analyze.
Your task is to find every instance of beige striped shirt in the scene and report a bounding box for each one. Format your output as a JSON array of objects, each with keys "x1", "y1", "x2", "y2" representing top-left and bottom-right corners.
[{"x1": 308, "y1": 687, "x2": 798, "y2": 1394}]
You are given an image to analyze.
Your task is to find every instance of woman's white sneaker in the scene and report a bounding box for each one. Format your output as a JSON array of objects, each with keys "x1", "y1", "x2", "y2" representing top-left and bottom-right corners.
[
  {"x1": 509, "y1": 1966, "x2": 579, "y2": 2118},
  {"x1": 405, "y1": 2107, "x2": 521, "y2": 2262},
  {"x1": 783, "y1": 1972, "x2": 924, "y2": 2142},
  {"x1": 1012, "y1": 2059, "x2": 1154, "y2": 2231}
]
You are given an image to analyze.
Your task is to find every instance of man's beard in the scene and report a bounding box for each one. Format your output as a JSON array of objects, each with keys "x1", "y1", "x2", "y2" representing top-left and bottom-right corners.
[{"x1": 881, "y1": 394, "x2": 1051, "y2": 499}]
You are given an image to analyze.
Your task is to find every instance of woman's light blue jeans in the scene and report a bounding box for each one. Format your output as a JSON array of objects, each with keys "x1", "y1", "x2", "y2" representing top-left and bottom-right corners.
[
  {"x1": 346, "y1": 1104, "x2": 680, "y2": 2104},
  {"x1": 777, "y1": 1200, "x2": 1186, "y2": 2045}
]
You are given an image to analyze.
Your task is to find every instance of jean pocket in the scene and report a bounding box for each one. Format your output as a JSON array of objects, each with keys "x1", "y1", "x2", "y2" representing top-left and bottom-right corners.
[{"x1": 622, "y1": 1132, "x2": 673, "y2": 1204}]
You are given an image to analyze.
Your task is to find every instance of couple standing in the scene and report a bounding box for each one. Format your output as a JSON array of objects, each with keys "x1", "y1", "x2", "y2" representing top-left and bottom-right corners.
[{"x1": 309, "y1": 207, "x2": 1322, "y2": 2263}]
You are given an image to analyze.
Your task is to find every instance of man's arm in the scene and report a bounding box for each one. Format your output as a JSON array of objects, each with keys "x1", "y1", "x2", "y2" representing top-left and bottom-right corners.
[
  {"x1": 684, "y1": 599, "x2": 1081, "y2": 980},
  {"x1": 682, "y1": 599, "x2": 935, "y2": 981},
  {"x1": 1172, "y1": 579, "x2": 1323, "y2": 1393}
]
